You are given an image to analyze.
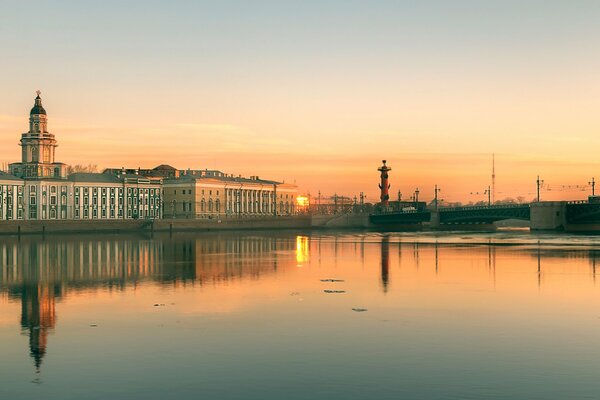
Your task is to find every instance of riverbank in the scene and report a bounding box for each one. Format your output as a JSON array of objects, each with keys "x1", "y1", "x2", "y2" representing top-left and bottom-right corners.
[{"x1": 0, "y1": 216, "x2": 315, "y2": 236}]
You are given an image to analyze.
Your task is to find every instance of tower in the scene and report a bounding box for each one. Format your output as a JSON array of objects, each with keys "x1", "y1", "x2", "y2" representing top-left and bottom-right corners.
[
  {"x1": 378, "y1": 160, "x2": 391, "y2": 207},
  {"x1": 9, "y1": 91, "x2": 66, "y2": 179}
]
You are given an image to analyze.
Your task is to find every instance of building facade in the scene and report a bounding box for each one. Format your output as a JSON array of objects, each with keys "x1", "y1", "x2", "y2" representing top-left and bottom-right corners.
[
  {"x1": 2, "y1": 93, "x2": 162, "y2": 221},
  {"x1": 162, "y1": 174, "x2": 297, "y2": 219},
  {"x1": 0, "y1": 92, "x2": 297, "y2": 221}
]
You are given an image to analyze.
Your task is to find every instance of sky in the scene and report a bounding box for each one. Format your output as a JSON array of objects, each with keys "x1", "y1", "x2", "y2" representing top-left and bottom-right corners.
[{"x1": 1, "y1": 0, "x2": 600, "y2": 203}]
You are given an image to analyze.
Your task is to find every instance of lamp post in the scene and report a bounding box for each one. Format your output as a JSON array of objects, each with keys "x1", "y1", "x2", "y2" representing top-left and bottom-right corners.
[
  {"x1": 536, "y1": 176, "x2": 544, "y2": 202},
  {"x1": 484, "y1": 185, "x2": 491, "y2": 206},
  {"x1": 414, "y1": 188, "x2": 420, "y2": 209},
  {"x1": 589, "y1": 177, "x2": 596, "y2": 196}
]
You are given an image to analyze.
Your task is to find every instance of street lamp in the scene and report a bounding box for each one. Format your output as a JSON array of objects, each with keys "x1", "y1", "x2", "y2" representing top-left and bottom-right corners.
[
  {"x1": 484, "y1": 186, "x2": 491, "y2": 206},
  {"x1": 414, "y1": 188, "x2": 420, "y2": 209},
  {"x1": 536, "y1": 176, "x2": 544, "y2": 202}
]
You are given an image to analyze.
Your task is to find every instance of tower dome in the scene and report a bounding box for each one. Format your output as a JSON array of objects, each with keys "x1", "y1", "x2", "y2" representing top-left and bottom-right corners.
[{"x1": 30, "y1": 91, "x2": 46, "y2": 115}]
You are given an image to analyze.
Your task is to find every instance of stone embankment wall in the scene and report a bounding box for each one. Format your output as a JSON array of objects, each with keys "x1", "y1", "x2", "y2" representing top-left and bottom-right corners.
[
  {"x1": 311, "y1": 214, "x2": 371, "y2": 228},
  {"x1": 0, "y1": 216, "x2": 316, "y2": 236}
]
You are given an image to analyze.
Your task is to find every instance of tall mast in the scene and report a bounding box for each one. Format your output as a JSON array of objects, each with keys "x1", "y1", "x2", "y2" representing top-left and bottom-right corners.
[{"x1": 492, "y1": 153, "x2": 496, "y2": 204}]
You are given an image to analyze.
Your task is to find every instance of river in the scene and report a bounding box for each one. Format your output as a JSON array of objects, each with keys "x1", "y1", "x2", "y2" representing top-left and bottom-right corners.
[{"x1": 1, "y1": 230, "x2": 599, "y2": 399}]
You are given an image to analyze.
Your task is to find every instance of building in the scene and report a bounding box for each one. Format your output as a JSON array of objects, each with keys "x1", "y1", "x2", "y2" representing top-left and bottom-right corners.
[
  {"x1": 0, "y1": 172, "x2": 24, "y2": 220},
  {"x1": 2, "y1": 92, "x2": 162, "y2": 220},
  {"x1": 0, "y1": 92, "x2": 297, "y2": 221},
  {"x1": 162, "y1": 173, "x2": 297, "y2": 219}
]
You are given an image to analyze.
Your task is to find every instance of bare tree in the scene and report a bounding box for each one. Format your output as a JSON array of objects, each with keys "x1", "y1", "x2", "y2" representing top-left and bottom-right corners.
[{"x1": 67, "y1": 164, "x2": 98, "y2": 174}]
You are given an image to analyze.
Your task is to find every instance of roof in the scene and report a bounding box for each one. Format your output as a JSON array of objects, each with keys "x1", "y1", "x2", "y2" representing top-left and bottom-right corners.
[
  {"x1": 0, "y1": 172, "x2": 23, "y2": 182},
  {"x1": 165, "y1": 175, "x2": 281, "y2": 185},
  {"x1": 68, "y1": 173, "x2": 122, "y2": 183},
  {"x1": 153, "y1": 164, "x2": 177, "y2": 171},
  {"x1": 68, "y1": 172, "x2": 160, "y2": 184},
  {"x1": 30, "y1": 95, "x2": 46, "y2": 115}
]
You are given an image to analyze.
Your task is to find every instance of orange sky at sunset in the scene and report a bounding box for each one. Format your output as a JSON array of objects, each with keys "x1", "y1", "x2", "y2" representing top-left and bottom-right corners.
[{"x1": 2, "y1": 1, "x2": 600, "y2": 203}]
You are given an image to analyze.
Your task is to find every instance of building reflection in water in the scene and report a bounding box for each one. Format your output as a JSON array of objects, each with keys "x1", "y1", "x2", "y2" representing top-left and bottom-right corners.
[{"x1": 0, "y1": 234, "x2": 296, "y2": 372}]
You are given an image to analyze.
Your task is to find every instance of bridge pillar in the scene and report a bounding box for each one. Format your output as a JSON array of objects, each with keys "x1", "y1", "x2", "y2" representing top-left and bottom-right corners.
[
  {"x1": 530, "y1": 202, "x2": 567, "y2": 231},
  {"x1": 430, "y1": 211, "x2": 440, "y2": 229}
]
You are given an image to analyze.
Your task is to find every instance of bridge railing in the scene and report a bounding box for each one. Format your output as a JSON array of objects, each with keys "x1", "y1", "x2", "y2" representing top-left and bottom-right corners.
[
  {"x1": 567, "y1": 200, "x2": 589, "y2": 205},
  {"x1": 437, "y1": 203, "x2": 531, "y2": 212}
]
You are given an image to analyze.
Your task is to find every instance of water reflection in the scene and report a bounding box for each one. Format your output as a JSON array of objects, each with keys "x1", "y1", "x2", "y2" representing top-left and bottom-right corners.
[
  {"x1": 2, "y1": 232, "x2": 600, "y2": 399},
  {"x1": 380, "y1": 235, "x2": 389, "y2": 292},
  {"x1": 0, "y1": 233, "x2": 296, "y2": 372}
]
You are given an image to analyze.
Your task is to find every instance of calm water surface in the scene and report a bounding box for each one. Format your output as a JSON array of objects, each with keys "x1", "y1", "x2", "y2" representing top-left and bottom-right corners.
[{"x1": 1, "y1": 230, "x2": 600, "y2": 399}]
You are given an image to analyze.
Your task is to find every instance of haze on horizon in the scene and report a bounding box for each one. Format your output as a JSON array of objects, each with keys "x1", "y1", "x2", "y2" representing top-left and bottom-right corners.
[{"x1": 1, "y1": 0, "x2": 599, "y2": 203}]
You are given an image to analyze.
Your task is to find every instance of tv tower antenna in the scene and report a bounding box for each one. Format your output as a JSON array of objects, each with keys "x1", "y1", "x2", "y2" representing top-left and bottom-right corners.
[{"x1": 492, "y1": 153, "x2": 496, "y2": 204}]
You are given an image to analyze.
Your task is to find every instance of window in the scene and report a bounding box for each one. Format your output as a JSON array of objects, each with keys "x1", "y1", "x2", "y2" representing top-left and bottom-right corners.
[
  {"x1": 50, "y1": 209, "x2": 56, "y2": 219},
  {"x1": 61, "y1": 195, "x2": 66, "y2": 205},
  {"x1": 75, "y1": 209, "x2": 80, "y2": 218},
  {"x1": 75, "y1": 196, "x2": 79, "y2": 204},
  {"x1": 93, "y1": 209, "x2": 97, "y2": 218},
  {"x1": 30, "y1": 196, "x2": 36, "y2": 205},
  {"x1": 50, "y1": 186, "x2": 56, "y2": 194},
  {"x1": 75, "y1": 187, "x2": 80, "y2": 195},
  {"x1": 102, "y1": 209, "x2": 106, "y2": 218}
]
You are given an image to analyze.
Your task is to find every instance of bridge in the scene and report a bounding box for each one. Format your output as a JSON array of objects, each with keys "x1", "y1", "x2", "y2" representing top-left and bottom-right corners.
[
  {"x1": 369, "y1": 201, "x2": 600, "y2": 231},
  {"x1": 436, "y1": 204, "x2": 530, "y2": 224},
  {"x1": 566, "y1": 201, "x2": 600, "y2": 224},
  {"x1": 370, "y1": 204, "x2": 530, "y2": 227}
]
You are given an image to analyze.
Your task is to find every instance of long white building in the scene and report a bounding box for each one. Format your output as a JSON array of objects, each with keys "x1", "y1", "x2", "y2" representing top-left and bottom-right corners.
[{"x1": 0, "y1": 93, "x2": 297, "y2": 221}]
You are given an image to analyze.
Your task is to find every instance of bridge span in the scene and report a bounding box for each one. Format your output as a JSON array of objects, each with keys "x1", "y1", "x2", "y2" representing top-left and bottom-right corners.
[{"x1": 370, "y1": 201, "x2": 600, "y2": 232}]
